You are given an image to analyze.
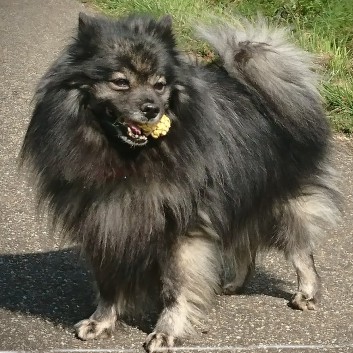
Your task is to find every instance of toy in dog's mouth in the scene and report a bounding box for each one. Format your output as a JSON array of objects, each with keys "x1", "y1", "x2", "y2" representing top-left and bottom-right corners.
[{"x1": 110, "y1": 115, "x2": 171, "y2": 147}]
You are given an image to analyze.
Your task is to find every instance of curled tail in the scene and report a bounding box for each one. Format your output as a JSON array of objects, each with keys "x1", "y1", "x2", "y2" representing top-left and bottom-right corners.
[{"x1": 198, "y1": 19, "x2": 328, "y2": 139}]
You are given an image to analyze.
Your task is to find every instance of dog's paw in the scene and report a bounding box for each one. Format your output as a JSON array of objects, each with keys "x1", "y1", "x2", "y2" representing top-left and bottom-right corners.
[
  {"x1": 143, "y1": 332, "x2": 175, "y2": 353},
  {"x1": 290, "y1": 292, "x2": 318, "y2": 311},
  {"x1": 222, "y1": 282, "x2": 244, "y2": 295},
  {"x1": 74, "y1": 318, "x2": 115, "y2": 340}
]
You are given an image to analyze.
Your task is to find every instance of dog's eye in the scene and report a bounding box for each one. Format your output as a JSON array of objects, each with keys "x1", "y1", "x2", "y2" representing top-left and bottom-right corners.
[
  {"x1": 154, "y1": 81, "x2": 166, "y2": 92},
  {"x1": 109, "y1": 78, "x2": 130, "y2": 90}
]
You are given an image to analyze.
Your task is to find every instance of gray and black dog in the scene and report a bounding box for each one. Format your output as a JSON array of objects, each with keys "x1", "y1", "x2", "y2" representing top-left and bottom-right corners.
[{"x1": 20, "y1": 13, "x2": 341, "y2": 352}]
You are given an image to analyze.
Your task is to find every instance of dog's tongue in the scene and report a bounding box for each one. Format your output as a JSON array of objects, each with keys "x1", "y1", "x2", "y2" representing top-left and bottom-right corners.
[{"x1": 128, "y1": 123, "x2": 142, "y2": 135}]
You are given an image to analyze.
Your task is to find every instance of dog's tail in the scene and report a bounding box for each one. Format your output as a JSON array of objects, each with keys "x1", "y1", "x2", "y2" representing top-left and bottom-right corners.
[{"x1": 198, "y1": 19, "x2": 326, "y2": 134}]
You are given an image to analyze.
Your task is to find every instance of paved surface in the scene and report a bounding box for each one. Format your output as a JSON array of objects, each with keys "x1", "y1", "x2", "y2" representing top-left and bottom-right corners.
[{"x1": 1, "y1": 0, "x2": 353, "y2": 351}]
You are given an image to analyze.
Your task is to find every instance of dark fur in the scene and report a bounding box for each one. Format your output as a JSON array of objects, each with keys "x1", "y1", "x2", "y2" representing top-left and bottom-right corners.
[{"x1": 20, "y1": 14, "x2": 340, "y2": 351}]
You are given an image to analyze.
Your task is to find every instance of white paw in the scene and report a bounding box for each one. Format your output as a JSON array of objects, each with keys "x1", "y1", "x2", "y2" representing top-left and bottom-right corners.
[
  {"x1": 144, "y1": 331, "x2": 175, "y2": 352},
  {"x1": 290, "y1": 292, "x2": 318, "y2": 311},
  {"x1": 74, "y1": 318, "x2": 115, "y2": 340}
]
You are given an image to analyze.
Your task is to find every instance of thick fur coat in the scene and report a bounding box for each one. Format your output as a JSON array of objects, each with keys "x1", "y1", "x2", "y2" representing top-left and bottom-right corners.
[{"x1": 20, "y1": 13, "x2": 340, "y2": 352}]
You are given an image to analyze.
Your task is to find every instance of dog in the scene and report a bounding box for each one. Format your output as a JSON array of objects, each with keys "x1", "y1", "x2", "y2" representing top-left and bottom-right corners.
[{"x1": 20, "y1": 13, "x2": 341, "y2": 352}]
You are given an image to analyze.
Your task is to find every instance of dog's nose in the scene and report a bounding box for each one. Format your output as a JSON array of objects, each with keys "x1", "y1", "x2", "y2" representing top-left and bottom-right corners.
[{"x1": 141, "y1": 103, "x2": 160, "y2": 120}]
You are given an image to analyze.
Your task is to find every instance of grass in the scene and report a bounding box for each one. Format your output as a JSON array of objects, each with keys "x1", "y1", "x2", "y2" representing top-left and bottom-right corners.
[{"x1": 87, "y1": 0, "x2": 353, "y2": 134}]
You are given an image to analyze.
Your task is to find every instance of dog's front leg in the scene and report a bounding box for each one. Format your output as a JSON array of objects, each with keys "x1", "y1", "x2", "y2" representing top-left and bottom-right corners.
[
  {"x1": 144, "y1": 235, "x2": 221, "y2": 352},
  {"x1": 74, "y1": 264, "x2": 121, "y2": 340},
  {"x1": 75, "y1": 296, "x2": 117, "y2": 340}
]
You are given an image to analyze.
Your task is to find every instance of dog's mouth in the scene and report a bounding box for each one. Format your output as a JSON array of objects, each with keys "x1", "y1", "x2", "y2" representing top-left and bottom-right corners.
[
  {"x1": 97, "y1": 107, "x2": 170, "y2": 147},
  {"x1": 112, "y1": 121, "x2": 149, "y2": 147},
  {"x1": 95, "y1": 107, "x2": 149, "y2": 146}
]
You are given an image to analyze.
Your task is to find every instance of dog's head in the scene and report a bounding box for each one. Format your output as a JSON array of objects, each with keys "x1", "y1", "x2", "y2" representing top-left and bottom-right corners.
[{"x1": 69, "y1": 13, "x2": 179, "y2": 147}]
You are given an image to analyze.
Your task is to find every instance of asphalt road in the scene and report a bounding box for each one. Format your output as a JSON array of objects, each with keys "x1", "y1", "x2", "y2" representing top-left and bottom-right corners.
[{"x1": 1, "y1": 0, "x2": 353, "y2": 352}]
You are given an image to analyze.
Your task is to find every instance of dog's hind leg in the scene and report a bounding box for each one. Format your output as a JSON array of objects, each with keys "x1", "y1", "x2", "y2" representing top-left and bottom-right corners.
[
  {"x1": 288, "y1": 250, "x2": 321, "y2": 310},
  {"x1": 222, "y1": 244, "x2": 257, "y2": 295},
  {"x1": 276, "y1": 182, "x2": 340, "y2": 310},
  {"x1": 144, "y1": 234, "x2": 221, "y2": 353}
]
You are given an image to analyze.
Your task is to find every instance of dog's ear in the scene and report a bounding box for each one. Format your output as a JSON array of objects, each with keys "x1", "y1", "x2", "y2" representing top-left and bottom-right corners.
[
  {"x1": 78, "y1": 12, "x2": 92, "y2": 31},
  {"x1": 77, "y1": 13, "x2": 100, "y2": 39},
  {"x1": 156, "y1": 15, "x2": 175, "y2": 46},
  {"x1": 76, "y1": 13, "x2": 102, "y2": 48},
  {"x1": 73, "y1": 13, "x2": 101, "y2": 58},
  {"x1": 78, "y1": 13, "x2": 98, "y2": 31},
  {"x1": 157, "y1": 15, "x2": 173, "y2": 31}
]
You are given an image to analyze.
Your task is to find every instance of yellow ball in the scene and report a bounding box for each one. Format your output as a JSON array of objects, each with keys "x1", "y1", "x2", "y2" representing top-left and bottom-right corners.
[{"x1": 139, "y1": 114, "x2": 171, "y2": 139}]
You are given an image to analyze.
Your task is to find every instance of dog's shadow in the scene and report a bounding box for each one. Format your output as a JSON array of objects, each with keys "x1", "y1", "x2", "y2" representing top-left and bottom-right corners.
[
  {"x1": 0, "y1": 248, "x2": 95, "y2": 328},
  {"x1": 0, "y1": 248, "x2": 292, "y2": 332},
  {"x1": 241, "y1": 270, "x2": 293, "y2": 301}
]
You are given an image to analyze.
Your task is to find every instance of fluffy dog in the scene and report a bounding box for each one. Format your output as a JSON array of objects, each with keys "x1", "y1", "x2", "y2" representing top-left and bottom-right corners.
[{"x1": 20, "y1": 13, "x2": 341, "y2": 352}]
